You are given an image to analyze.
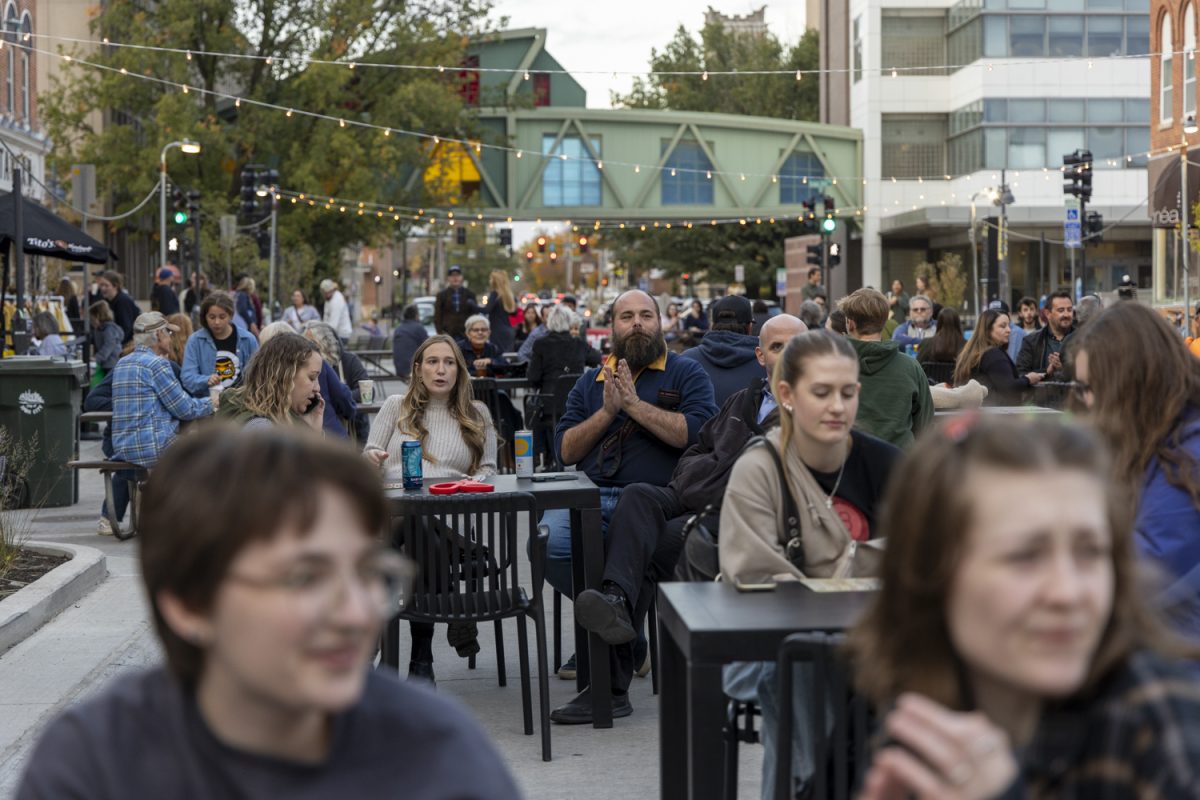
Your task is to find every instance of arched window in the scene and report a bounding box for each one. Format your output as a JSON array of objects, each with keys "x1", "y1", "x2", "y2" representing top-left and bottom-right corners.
[
  {"x1": 19, "y1": 12, "x2": 28, "y2": 120},
  {"x1": 1187, "y1": 5, "x2": 1197, "y2": 120},
  {"x1": 3, "y1": 2, "x2": 16, "y2": 115},
  {"x1": 1163, "y1": 12, "x2": 1176, "y2": 125}
]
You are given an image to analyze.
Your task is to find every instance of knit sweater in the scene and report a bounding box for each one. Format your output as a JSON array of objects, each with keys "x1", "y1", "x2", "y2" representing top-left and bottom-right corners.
[{"x1": 367, "y1": 394, "x2": 497, "y2": 480}]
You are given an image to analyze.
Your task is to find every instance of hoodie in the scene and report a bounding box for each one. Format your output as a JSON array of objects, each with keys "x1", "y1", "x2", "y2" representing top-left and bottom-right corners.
[
  {"x1": 679, "y1": 329, "x2": 762, "y2": 407},
  {"x1": 1136, "y1": 408, "x2": 1200, "y2": 641},
  {"x1": 848, "y1": 338, "x2": 934, "y2": 449}
]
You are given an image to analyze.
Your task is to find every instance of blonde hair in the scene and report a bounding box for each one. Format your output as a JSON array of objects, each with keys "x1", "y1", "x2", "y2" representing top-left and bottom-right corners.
[
  {"x1": 302, "y1": 321, "x2": 342, "y2": 369},
  {"x1": 399, "y1": 334, "x2": 488, "y2": 473},
  {"x1": 241, "y1": 334, "x2": 322, "y2": 424},
  {"x1": 166, "y1": 313, "x2": 193, "y2": 365},
  {"x1": 490, "y1": 270, "x2": 516, "y2": 314},
  {"x1": 257, "y1": 321, "x2": 294, "y2": 344}
]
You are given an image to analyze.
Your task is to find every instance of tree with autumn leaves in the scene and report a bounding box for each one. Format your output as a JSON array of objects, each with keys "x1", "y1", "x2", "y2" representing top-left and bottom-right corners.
[{"x1": 41, "y1": 0, "x2": 495, "y2": 294}]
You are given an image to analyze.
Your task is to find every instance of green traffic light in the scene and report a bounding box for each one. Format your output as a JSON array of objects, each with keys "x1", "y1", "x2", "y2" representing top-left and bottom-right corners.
[
  {"x1": 821, "y1": 216, "x2": 836, "y2": 234},
  {"x1": 174, "y1": 211, "x2": 189, "y2": 224}
]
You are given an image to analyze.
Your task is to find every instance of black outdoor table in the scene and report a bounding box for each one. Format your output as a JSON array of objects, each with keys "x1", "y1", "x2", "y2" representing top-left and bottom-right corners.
[
  {"x1": 657, "y1": 581, "x2": 875, "y2": 800},
  {"x1": 385, "y1": 472, "x2": 613, "y2": 727}
]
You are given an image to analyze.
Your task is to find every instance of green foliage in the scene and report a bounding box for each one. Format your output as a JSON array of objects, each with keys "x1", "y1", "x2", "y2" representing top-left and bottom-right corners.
[
  {"x1": 915, "y1": 253, "x2": 967, "y2": 310},
  {"x1": 0, "y1": 428, "x2": 37, "y2": 581},
  {"x1": 612, "y1": 23, "x2": 819, "y2": 122},
  {"x1": 608, "y1": 23, "x2": 820, "y2": 295},
  {"x1": 42, "y1": 0, "x2": 496, "y2": 289}
]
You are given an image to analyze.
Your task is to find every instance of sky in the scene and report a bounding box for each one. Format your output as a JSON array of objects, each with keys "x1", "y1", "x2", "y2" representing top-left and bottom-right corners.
[{"x1": 492, "y1": 1, "x2": 811, "y2": 110}]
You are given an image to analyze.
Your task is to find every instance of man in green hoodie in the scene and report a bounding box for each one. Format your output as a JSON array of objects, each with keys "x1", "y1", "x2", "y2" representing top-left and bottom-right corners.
[{"x1": 838, "y1": 288, "x2": 934, "y2": 448}]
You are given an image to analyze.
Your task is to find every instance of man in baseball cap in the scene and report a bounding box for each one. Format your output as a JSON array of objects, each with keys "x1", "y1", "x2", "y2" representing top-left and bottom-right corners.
[
  {"x1": 151, "y1": 267, "x2": 181, "y2": 316},
  {"x1": 319, "y1": 278, "x2": 353, "y2": 340},
  {"x1": 678, "y1": 295, "x2": 761, "y2": 405}
]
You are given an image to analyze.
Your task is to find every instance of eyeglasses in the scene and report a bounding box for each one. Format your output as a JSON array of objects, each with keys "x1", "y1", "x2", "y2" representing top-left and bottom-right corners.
[
  {"x1": 468, "y1": 327, "x2": 489, "y2": 335},
  {"x1": 225, "y1": 550, "x2": 415, "y2": 617}
]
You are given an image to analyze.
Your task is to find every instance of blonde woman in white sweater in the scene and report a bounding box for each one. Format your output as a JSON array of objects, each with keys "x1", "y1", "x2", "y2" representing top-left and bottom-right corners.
[{"x1": 364, "y1": 335, "x2": 497, "y2": 683}]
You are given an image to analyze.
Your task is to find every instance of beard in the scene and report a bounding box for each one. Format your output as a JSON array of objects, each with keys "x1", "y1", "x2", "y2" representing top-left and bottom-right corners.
[{"x1": 613, "y1": 327, "x2": 666, "y2": 371}]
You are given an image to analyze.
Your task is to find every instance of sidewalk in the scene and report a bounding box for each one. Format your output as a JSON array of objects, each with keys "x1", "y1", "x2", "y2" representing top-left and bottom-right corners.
[{"x1": 0, "y1": 420, "x2": 764, "y2": 799}]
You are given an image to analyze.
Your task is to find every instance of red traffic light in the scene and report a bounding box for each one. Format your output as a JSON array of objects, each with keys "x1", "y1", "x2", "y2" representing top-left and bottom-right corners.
[
  {"x1": 536, "y1": 236, "x2": 548, "y2": 253},
  {"x1": 681, "y1": 272, "x2": 691, "y2": 281},
  {"x1": 549, "y1": 251, "x2": 558, "y2": 261},
  {"x1": 524, "y1": 250, "x2": 534, "y2": 262}
]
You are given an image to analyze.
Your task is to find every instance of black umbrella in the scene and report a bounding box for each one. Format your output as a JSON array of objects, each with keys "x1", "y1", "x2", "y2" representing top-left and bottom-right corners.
[{"x1": 0, "y1": 191, "x2": 113, "y2": 263}]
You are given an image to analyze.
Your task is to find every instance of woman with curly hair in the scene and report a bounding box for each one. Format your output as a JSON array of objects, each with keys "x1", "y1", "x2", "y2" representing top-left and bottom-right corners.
[
  {"x1": 364, "y1": 334, "x2": 497, "y2": 683},
  {"x1": 219, "y1": 333, "x2": 325, "y2": 432}
]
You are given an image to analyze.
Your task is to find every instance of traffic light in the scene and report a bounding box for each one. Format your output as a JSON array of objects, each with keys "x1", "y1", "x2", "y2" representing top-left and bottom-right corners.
[
  {"x1": 549, "y1": 250, "x2": 558, "y2": 262},
  {"x1": 821, "y1": 215, "x2": 837, "y2": 234},
  {"x1": 525, "y1": 250, "x2": 534, "y2": 263},
  {"x1": 499, "y1": 228, "x2": 513, "y2": 246},
  {"x1": 801, "y1": 199, "x2": 816, "y2": 220},
  {"x1": 537, "y1": 236, "x2": 547, "y2": 253},
  {"x1": 167, "y1": 237, "x2": 179, "y2": 252},
  {"x1": 1063, "y1": 149, "x2": 1093, "y2": 201},
  {"x1": 173, "y1": 209, "x2": 188, "y2": 225},
  {"x1": 171, "y1": 186, "x2": 187, "y2": 224},
  {"x1": 806, "y1": 244, "x2": 822, "y2": 267},
  {"x1": 513, "y1": 273, "x2": 521, "y2": 282},
  {"x1": 186, "y1": 189, "x2": 200, "y2": 220},
  {"x1": 828, "y1": 242, "x2": 841, "y2": 268},
  {"x1": 1085, "y1": 211, "x2": 1103, "y2": 244},
  {"x1": 455, "y1": 226, "x2": 466, "y2": 245},
  {"x1": 240, "y1": 167, "x2": 259, "y2": 218},
  {"x1": 578, "y1": 236, "x2": 589, "y2": 254}
]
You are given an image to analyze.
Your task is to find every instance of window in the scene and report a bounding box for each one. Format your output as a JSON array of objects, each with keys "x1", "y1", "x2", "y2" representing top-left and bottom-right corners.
[
  {"x1": 19, "y1": 51, "x2": 26, "y2": 120},
  {"x1": 5, "y1": 48, "x2": 10, "y2": 114},
  {"x1": 1086, "y1": 16, "x2": 1124, "y2": 57},
  {"x1": 1186, "y1": 5, "x2": 1197, "y2": 119},
  {"x1": 1162, "y1": 12, "x2": 1174, "y2": 124},
  {"x1": 984, "y1": 16, "x2": 1009, "y2": 56},
  {"x1": 542, "y1": 135, "x2": 601, "y2": 206},
  {"x1": 779, "y1": 152, "x2": 823, "y2": 204},
  {"x1": 1047, "y1": 128, "x2": 1085, "y2": 161},
  {"x1": 1087, "y1": 126, "x2": 1124, "y2": 158},
  {"x1": 1008, "y1": 127, "x2": 1045, "y2": 168},
  {"x1": 1125, "y1": 98, "x2": 1150, "y2": 121},
  {"x1": 1127, "y1": 15, "x2": 1150, "y2": 54},
  {"x1": 1010, "y1": 16, "x2": 1046, "y2": 56},
  {"x1": 533, "y1": 73, "x2": 550, "y2": 107},
  {"x1": 1009, "y1": 99, "x2": 1045, "y2": 122},
  {"x1": 1048, "y1": 99, "x2": 1085, "y2": 121},
  {"x1": 853, "y1": 16, "x2": 863, "y2": 83},
  {"x1": 661, "y1": 141, "x2": 714, "y2": 205},
  {"x1": 1088, "y1": 98, "x2": 1124, "y2": 122},
  {"x1": 881, "y1": 114, "x2": 948, "y2": 178},
  {"x1": 1048, "y1": 16, "x2": 1084, "y2": 56},
  {"x1": 881, "y1": 12, "x2": 948, "y2": 76}
]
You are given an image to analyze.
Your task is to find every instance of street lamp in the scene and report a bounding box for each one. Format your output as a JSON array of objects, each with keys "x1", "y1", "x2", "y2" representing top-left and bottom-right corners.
[
  {"x1": 969, "y1": 187, "x2": 1000, "y2": 320},
  {"x1": 1183, "y1": 115, "x2": 1197, "y2": 334},
  {"x1": 159, "y1": 139, "x2": 201, "y2": 273}
]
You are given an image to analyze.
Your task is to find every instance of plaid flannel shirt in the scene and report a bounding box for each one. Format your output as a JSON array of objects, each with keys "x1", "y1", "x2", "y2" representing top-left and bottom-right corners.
[
  {"x1": 1003, "y1": 649, "x2": 1200, "y2": 799},
  {"x1": 112, "y1": 347, "x2": 211, "y2": 468}
]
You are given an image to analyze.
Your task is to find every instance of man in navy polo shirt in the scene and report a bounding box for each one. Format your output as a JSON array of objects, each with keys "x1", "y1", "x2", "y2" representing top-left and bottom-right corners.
[{"x1": 543, "y1": 291, "x2": 717, "y2": 710}]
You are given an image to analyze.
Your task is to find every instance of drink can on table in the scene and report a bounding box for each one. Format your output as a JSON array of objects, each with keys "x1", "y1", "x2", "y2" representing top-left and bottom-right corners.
[
  {"x1": 514, "y1": 429, "x2": 534, "y2": 477},
  {"x1": 359, "y1": 379, "x2": 375, "y2": 404},
  {"x1": 401, "y1": 441, "x2": 423, "y2": 490},
  {"x1": 209, "y1": 386, "x2": 224, "y2": 410}
]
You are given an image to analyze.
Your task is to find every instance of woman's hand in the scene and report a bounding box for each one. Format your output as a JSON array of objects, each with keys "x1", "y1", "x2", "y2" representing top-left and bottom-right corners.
[
  {"x1": 860, "y1": 694, "x2": 1017, "y2": 800},
  {"x1": 1025, "y1": 371, "x2": 1044, "y2": 386},
  {"x1": 207, "y1": 374, "x2": 222, "y2": 387},
  {"x1": 364, "y1": 446, "x2": 388, "y2": 467},
  {"x1": 300, "y1": 392, "x2": 325, "y2": 431},
  {"x1": 473, "y1": 358, "x2": 491, "y2": 372}
]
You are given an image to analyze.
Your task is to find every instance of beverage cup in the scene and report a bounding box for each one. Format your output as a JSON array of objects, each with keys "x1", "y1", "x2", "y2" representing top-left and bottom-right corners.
[
  {"x1": 359, "y1": 379, "x2": 375, "y2": 404},
  {"x1": 209, "y1": 385, "x2": 223, "y2": 410}
]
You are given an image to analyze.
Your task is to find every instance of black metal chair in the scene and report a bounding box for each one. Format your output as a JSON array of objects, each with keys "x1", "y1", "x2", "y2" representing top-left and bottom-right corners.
[
  {"x1": 1032, "y1": 380, "x2": 1075, "y2": 410},
  {"x1": 383, "y1": 491, "x2": 552, "y2": 761},
  {"x1": 723, "y1": 700, "x2": 761, "y2": 800},
  {"x1": 775, "y1": 632, "x2": 871, "y2": 800},
  {"x1": 920, "y1": 360, "x2": 957, "y2": 385},
  {"x1": 472, "y1": 377, "x2": 516, "y2": 472}
]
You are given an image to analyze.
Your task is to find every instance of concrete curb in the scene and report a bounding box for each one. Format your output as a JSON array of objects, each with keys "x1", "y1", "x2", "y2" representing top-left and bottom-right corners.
[{"x1": 0, "y1": 541, "x2": 107, "y2": 656}]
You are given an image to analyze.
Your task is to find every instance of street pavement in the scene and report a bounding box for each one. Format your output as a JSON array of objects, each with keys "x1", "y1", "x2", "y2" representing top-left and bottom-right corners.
[{"x1": 0, "y1": 379, "x2": 764, "y2": 798}]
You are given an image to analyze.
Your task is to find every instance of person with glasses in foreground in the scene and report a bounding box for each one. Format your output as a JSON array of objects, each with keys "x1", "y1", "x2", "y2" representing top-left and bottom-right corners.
[
  {"x1": 17, "y1": 429, "x2": 520, "y2": 799},
  {"x1": 853, "y1": 416, "x2": 1200, "y2": 799},
  {"x1": 1071, "y1": 302, "x2": 1200, "y2": 641}
]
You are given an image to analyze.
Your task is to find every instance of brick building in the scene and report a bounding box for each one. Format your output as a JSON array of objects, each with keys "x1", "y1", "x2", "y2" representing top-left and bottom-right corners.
[{"x1": 0, "y1": 0, "x2": 47, "y2": 200}]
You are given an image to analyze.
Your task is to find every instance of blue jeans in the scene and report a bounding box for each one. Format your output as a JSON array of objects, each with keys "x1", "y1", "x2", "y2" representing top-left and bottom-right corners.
[
  {"x1": 100, "y1": 436, "x2": 132, "y2": 523},
  {"x1": 538, "y1": 485, "x2": 623, "y2": 598}
]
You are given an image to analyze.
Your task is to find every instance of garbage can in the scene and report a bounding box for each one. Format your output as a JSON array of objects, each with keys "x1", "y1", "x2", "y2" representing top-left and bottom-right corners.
[{"x1": 0, "y1": 357, "x2": 86, "y2": 508}]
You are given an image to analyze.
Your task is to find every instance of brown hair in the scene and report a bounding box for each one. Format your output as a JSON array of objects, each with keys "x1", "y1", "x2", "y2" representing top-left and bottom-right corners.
[
  {"x1": 165, "y1": 313, "x2": 193, "y2": 365},
  {"x1": 849, "y1": 416, "x2": 1191, "y2": 709},
  {"x1": 98, "y1": 270, "x2": 123, "y2": 289},
  {"x1": 199, "y1": 291, "x2": 237, "y2": 336},
  {"x1": 837, "y1": 288, "x2": 889, "y2": 336},
  {"x1": 240, "y1": 333, "x2": 321, "y2": 424},
  {"x1": 953, "y1": 309, "x2": 1005, "y2": 386},
  {"x1": 399, "y1": 334, "x2": 489, "y2": 473},
  {"x1": 139, "y1": 426, "x2": 388, "y2": 687},
  {"x1": 88, "y1": 300, "x2": 113, "y2": 325},
  {"x1": 919, "y1": 307, "x2": 966, "y2": 364},
  {"x1": 1072, "y1": 302, "x2": 1200, "y2": 505}
]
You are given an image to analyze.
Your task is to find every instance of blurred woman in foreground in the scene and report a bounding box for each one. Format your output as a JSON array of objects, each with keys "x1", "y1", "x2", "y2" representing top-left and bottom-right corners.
[
  {"x1": 853, "y1": 416, "x2": 1200, "y2": 799},
  {"x1": 17, "y1": 429, "x2": 520, "y2": 798}
]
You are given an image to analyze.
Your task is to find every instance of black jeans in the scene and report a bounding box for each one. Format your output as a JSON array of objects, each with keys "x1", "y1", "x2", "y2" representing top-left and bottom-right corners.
[{"x1": 601, "y1": 483, "x2": 692, "y2": 693}]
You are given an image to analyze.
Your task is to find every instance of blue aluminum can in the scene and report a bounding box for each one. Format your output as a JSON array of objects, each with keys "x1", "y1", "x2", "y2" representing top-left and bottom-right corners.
[{"x1": 402, "y1": 441, "x2": 423, "y2": 490}]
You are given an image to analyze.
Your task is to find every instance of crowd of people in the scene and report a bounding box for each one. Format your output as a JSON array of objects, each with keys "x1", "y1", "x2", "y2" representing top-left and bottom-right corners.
[{"x1": 13, "y1": 265, "x2": 1200, "y2": 798}]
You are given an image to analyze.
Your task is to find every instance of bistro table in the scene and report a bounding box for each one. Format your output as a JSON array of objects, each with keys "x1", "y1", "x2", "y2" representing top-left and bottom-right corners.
[
  {"x1": 385, "y1": 471, "x2": 613, "y2": 727},
  {"x1": 657, "y1": 581, "x2": 874, "y2": 800}
]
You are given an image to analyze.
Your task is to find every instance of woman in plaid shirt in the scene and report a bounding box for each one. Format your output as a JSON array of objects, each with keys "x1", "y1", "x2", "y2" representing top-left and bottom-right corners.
[{"x1": 852, "y1": 417, "x2": 1200, "y2": 800}]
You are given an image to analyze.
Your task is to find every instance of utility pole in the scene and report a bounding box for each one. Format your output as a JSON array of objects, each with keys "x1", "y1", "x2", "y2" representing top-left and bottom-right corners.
[{"x1": 269, "y1": 191, "x2": 278, "y2": 321}]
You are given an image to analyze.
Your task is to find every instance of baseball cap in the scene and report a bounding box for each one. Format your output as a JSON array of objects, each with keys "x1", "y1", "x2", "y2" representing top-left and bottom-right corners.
[
  {"x1": 710, "y1": 295, "x2": 753, "y2": 325},
  {"x1": 319, "y1": 278, "x2": 337, "y2": 292},
  {"x1": 447, "y1": 265, "x2": 462, "y2": 275},
  {"x1": 133, "y1": 311, "x2": 180, "y2": 335},
  {"x1": 987, "y1": 300, "x2": 1010, "y2": 314},
  {"x1": 157, "y1": 267, "x2": 175, "y2": 281}
]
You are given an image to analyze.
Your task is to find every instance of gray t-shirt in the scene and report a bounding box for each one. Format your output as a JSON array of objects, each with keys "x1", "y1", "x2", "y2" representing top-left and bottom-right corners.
[{"x1": 16, "y1": 667, "x2": 522, "y2": 800}]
